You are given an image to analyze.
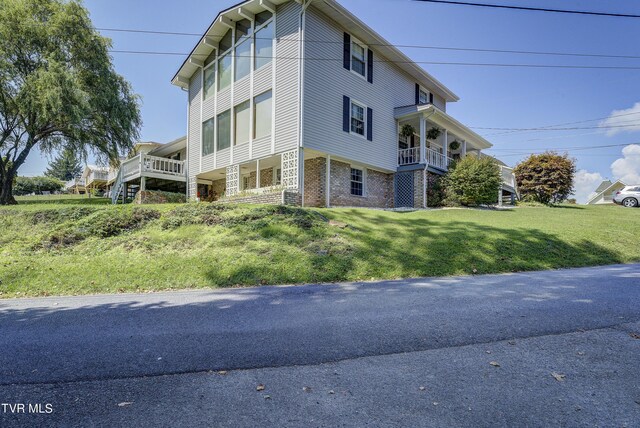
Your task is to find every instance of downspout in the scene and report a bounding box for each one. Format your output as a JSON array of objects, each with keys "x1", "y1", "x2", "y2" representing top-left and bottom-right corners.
[{"x1": 298, "y1": 0, "x2": 313, "y2": 207}]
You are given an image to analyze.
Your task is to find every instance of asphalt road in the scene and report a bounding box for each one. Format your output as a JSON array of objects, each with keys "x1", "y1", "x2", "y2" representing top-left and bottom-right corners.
[{"x1": 1, "y1": 264, "x2": 639, "y2": 427}]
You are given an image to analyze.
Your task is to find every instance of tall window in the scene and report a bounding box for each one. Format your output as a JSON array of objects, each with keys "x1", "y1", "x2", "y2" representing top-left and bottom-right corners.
[
  {"x1": 350, "y1": 101, "x2": 365, "y2": 136},
  {"x1": 202, "y1": 118, "x2": 215, "y2": 156},
  {"x1": 218, "y1": 52, "x2": 231, "y2": 91},
  {"x1": 217, "y1": 110, "x2": 231, "y2": 151},
  {"x1": 235, "y1": 38, "x2": 251, "y2": 82},
  {"x1": 234, "y1": 101, "x2": 250, "y2": 146},
  {"x1": 419, "y1": 88, "x2": 430, "y2": 105},
  {"x1": 351, "y1": 41, "x2": 366, "y2": 77},
  {"x1": 350, "y1": 168, "x2": 364, "y2": 196},
  {"x1": 254, "y1": 90, "x2": 272, "y2": 140},
  {"x1": 254, "y1": 20, "x2": 273, "y2": 70},
  {"x1": 204, "y1": 65, "x2": 215, "y2": 100}
]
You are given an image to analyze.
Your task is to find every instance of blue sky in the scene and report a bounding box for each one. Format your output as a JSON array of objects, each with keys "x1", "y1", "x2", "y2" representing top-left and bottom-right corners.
[{"x1": 22, "y1": 0, "x2": 640, "y2": 202}]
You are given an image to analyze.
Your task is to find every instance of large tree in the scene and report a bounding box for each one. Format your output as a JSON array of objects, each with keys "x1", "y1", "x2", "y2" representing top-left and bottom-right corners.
[
  {"x1": 44, "y1": 147, "x2": 82, "y2": 181},
  {"x1": 514, "y1": 152, "x2": 576, "y2": 204},
  {"x1": 0, "y1": 0, "x2": 141, "y2": 204}
]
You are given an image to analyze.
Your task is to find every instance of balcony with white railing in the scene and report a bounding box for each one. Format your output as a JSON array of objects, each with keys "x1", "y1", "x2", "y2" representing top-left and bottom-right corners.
[
  {"x1": 426, "y1": 147, "x2": 452, "y2": 171},
  {"x1": 120, "y1": 153, "x2": 186, "y2": 182},
  {"x1": 398, "y1": 147, "x2": 420, "y2": 166},
  {"x1": 65, "y1": 177, "x2": 85, "y2": 189},
  {"x1": 86, "y1": 170, "x2": 109, "y2": 185}
]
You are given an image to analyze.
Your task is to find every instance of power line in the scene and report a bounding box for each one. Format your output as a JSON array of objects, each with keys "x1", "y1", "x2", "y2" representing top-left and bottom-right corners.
[
  {"x1": 108, "y1": 50, "x2": 640, "y2": 71},
  {"x1": 472, "y1": 122, "x2": 640, "y2": 131},
  {"x1": 96, "y1": 27, "x2": 640, "y2": 60},
  {"x1": 413, "y1": 0, "x2": 640, "y2": 19},
  {"x1": 482, "y1": 111, "x2": 640, "y2": 137},
  {"x1": 488, "y1": 143, "x2": 636, "y2": 152}
]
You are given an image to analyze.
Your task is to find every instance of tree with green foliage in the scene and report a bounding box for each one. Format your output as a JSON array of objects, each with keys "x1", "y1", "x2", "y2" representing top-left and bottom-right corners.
[
  {"x1": 514, "y1": 152, "x2": 576, "y2": 205},
  {"x1": 45, "y1": 147, "x2": 82, "y2": 181},
  {"x1": 444, "y1": 156, "x2": 502, "y2": 206},
  {"x1": 0, "y1": 0, "x2": 141, "y2": 205},
  {"x1": 13, "y1": 176, "x2": 64, "y2": 195}
]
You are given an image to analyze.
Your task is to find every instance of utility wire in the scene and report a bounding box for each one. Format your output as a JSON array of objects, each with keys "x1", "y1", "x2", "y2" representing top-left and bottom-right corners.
[
  {"x1": 96, "y1": 27, "x2": 640, "y2": 60},
  {"x1": 412, "y1": 0, "x2": 640, "y2": 19},
  {"x1": 108, "y1": 50, "x2": 640, "y2": 71},
  {"x1": 472, "y1": 123, "x2": 640, "y2": 131},
  {"x1": 482, "y1": 111, "x2": 640, "y2": 136},
  {"x1": 488, "y1": 143, "x2": 636, "y2": 152}
]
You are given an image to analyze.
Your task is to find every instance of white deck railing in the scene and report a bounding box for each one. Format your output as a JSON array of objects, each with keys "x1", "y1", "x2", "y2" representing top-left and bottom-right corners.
[
  {"x1": 87, "y1": 171, "x2": 108, "y2": 185},
  {"x1": 65, "y1": 177, "x2": 85, "y2": 188},
  {"x1": 426, "y1": 148, "x2": 452, "y2": 171},
  {"x1": 398, "y1": 147, "x2": 420, "y2": 166},
  {"x1": 121, "y1": 153, "x2": 186, "y2": 180}
]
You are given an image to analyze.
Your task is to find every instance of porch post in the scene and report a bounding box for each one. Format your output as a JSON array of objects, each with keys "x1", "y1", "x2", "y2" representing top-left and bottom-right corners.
[
  {"x1": 256, "y1": 159, "x2": 260, "y2": 189},
  {"x1": 443, "y1": 129, "x2": 448, "y2": 158},
  {"x1": 462, "y1": 140, "x2": 467, "y2": 158},
  {"x1": 498, "y1": 188, "x2": 503, "y2": 207},
  {"x1": 326, "y1": 154, "x2": 331, "y2": 208},
  {"x1": 140, "y1": 176, "x2": 146, "y2": 192},
  {"x1": 419, "y1": 115, "x2": 426, "y2": 163}
]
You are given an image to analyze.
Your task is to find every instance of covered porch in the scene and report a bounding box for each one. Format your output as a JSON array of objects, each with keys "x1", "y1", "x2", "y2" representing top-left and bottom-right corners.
[{"x1": 394, "y1": 104, "x2": 492, "y2": 173}]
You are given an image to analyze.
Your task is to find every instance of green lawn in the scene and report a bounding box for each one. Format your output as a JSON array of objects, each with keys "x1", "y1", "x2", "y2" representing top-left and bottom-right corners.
[{"x1": 0, "y1": 199, "x2": 638, "y2": 298}]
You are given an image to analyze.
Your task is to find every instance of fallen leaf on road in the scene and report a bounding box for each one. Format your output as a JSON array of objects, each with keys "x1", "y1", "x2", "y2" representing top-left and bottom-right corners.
[
  {"x1": 508, "y1": 340, "x2": 516, "y2": 345},
  {"x1": 256, "y1": 384, "x2": 265, "y2": 391},
  {"x1": 328, "y1": 390, "x2": 335, "y2": 395},
  {"x1": 551, "y1": 372, "x2": 566, "y2": 382},
  {"x1": 117, "y1": 402, "x2": 133, "y2": 407},
  {"x1": 264, "y1": 395, "x2": 271, "y2": 400},
  {"x1": 218, "y1": 371, "x2": 228, "y2": 375},
  {"x1": 419, "y1": 386, "x2": 426, "y2": 391},
  {"x1": 630, "y1": 333, "x2": 640, "y2": 339},
  {"x1": 489, "y1": 361, "x2": 500, "y2": 367},
  {"x1": 303, "y1": 387, "x2": 312, "y2": 393}
]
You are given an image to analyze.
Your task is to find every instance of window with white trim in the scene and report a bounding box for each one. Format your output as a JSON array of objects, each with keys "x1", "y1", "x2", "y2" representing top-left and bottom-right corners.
[
  {"x1": 217, "y1": 110, "x2": 231, "y2": 151},
  {"x1": 350, "y1": 168, "x2": 364, "y2": 196},
  {"x1": 218, "y1": 52, "x2": 231, "y2": 91},
  {"x1": 254, "y1": 90, "x2": 272, "y2": 140},
  {"x1": 202, "y1": 118, "x2": 215, "y2": 156},
  {"x1": 254, "y1": 19, "x2": 273, "y2": 70},
  {"x1": 419, "y1": 87, "x2": 430, "y2": 105},
  {"x1": 351, "y1": 40, "x2": 366, "y2": 77},
  {"x1": 204, "y1": 63, "x2": 215, "y2": 100},
  {"x1": 234, "y1": 101, "x2": 250, "y2": 146},
  {"x1": 350, "y1": 101, "x2": 365, "y2": 136}
]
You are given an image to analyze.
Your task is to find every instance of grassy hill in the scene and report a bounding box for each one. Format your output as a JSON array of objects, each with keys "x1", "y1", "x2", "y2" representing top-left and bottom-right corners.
[{"x1": 1, "y1": 197, "x2": 638, "y2": 298}]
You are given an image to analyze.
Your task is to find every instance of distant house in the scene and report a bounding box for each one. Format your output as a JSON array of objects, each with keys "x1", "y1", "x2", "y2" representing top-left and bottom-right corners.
[{"x1": 587, "y1": 180, "x2": 626, "y2": 205}]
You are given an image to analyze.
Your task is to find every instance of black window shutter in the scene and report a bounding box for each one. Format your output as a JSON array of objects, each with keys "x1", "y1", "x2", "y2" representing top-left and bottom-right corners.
[
  {"x1": 343, "y1": 96, "x2": 351, "y2": 133},
  {"x1": 343, "y1": 33, "x2": 351, "y2": 70},
  {"x1": 367, "y1": 107, "x2": 373, "y2": 141},
  {"x1": 429, "y1": 93, "x2": 434, "y2": 104},
  {"x1": 367, "y1": 49, "x2": 373, "y2": 83},
  {"x1": 415, "y1": 83, "x2": 420, "y2": 105}
]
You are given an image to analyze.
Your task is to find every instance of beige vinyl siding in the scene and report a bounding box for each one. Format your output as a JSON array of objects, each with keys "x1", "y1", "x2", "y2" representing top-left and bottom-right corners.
[
  {"x1": 274, "y1": 1, "x2": 301, "y2": 153},
  {"x1": 202, "y1": 94, "x2": 215, "y2": 121},
  {"x1": 188, "y1": 68, "x2": 203, "y2": 196},
  {"x1": 234, "y1": 76, "x2": 251, "y2": 106},
  {"x1": 254, "y1": 65, "x2": 272, "y2": 95},
  {"x1": 217, "y1": 87, "x2": 231, "y2": 113},
  {"x1": 253, "y1": 136, "x2": 272, "y2": 159},
  {"x1": 303, "y1": 6, "x2": 440, "y2": 171},
  {"x1": 234, "y1": 142, "x2": 251, "y2": 164}
]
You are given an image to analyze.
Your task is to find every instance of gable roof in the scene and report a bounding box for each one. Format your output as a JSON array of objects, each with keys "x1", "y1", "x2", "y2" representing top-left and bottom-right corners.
[
  {"x1": 587, "y1": 179, "x2": 626, "y2": 204},
  {"x1": 171, "y1": 0, "x2": 459, "y2": 102},
  {"x1": 594, "y1": 180, "x2": 613, "y2": 194}
]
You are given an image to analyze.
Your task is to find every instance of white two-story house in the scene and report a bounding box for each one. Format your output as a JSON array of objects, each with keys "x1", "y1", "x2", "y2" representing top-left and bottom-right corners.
[{"x1": 172, "y1": 0, "x2": 512, "y2": 208}]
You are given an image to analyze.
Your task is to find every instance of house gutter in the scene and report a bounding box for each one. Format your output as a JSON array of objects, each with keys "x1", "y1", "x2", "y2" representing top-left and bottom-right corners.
[{"x1": 298, "y1": 0, "x2": 313, "y2": 207}]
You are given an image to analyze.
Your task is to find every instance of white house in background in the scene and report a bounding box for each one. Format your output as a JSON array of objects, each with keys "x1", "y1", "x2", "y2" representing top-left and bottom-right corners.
[
  {"x1": 171, "y1": 0, "x2": 516, "y2": 208},
  {"x1": 587, "y1": 180, "x2": 626, "y2": 205},
  {"x1": 110, "y1": 137, "x2": 187, "y2": 203}
]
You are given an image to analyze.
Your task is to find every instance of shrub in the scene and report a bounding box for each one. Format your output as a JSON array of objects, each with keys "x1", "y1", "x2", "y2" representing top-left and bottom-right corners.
[
  {"x1": 514, "y1": 152, "x2": 576, "y2": 205},
  {"x1": 13, "y1": 176, "x2": 64, "y2": 196},
  {"x1": 426, "y1": 173, "x2": 446, "y2": 207},
  {"x1": 135, "y1": 190, "x2": 187, "y2": 204},
  {"x1": 443, "y1": 156, "x2": 501, "y2": 206}
]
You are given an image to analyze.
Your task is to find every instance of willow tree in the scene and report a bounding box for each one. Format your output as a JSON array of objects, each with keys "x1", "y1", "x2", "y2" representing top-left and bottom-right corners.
[{"x1": 0, "y1": 0, "x2": 141, "y2": 204}]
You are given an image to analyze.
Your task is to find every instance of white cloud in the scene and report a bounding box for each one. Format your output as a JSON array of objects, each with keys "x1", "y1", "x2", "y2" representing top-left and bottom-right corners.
[
  {"x1": 600, "y1": 102, "x2": 640, "y2": 136},
  {"x1": 611, "y1": 144, "x2": 640, "y2": 184},
  {"x1": 573, "y1": 169, "x2": 604, "y2": 204}
]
